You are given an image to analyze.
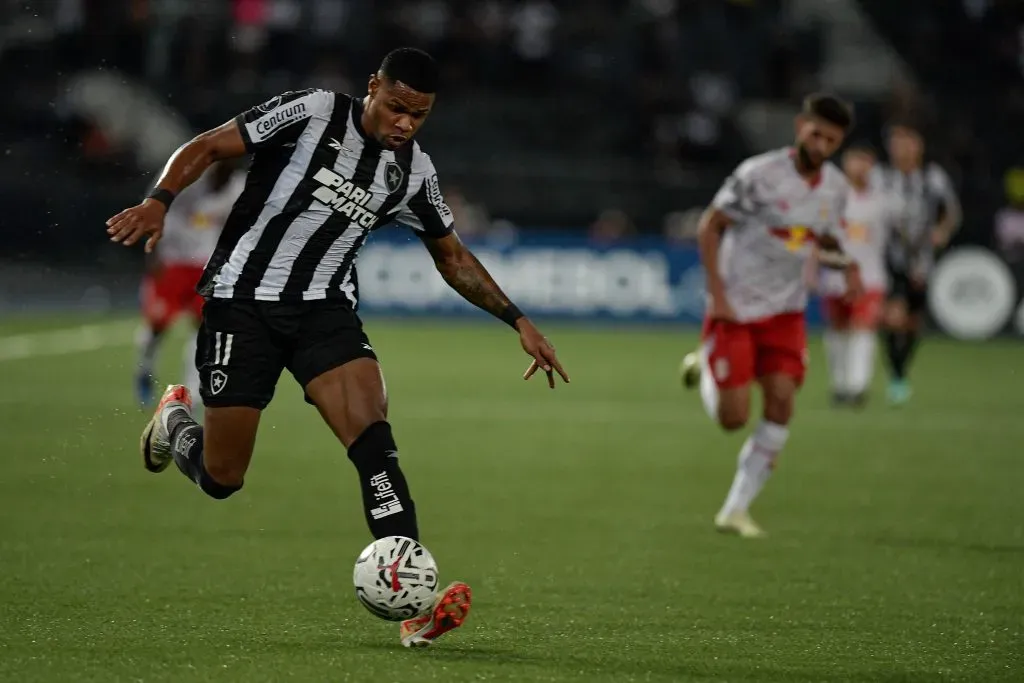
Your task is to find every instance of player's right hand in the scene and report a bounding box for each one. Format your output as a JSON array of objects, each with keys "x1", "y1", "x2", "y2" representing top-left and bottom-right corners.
[
  {"x1": 707, "y1": 295, "x2": 737, "y2": 323},
  {"x1": 518, "y1": 319, "x2": 570, "y2": 389},
  {"x1": 106, "y1": 198, "x2": 167, "y2": 253}
]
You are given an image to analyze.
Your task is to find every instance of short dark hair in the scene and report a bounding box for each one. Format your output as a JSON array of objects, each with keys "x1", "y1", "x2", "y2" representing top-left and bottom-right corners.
[
  {"x1": 379, "y1": 47, "x2": 438, "y2": 94},
  {"x1": 885, "y1": 119, "x2": 924, "y2": 139},
  {"x1": 803, "y1": 93, "x2": 855, "y2": 132},
  {"x1": 844, "y1": 140, "x2": 877, "y2": 156}
]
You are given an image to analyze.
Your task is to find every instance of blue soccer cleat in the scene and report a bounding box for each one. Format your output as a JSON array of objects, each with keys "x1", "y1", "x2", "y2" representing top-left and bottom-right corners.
[
  {"x1": 136, "y1": 370, "x2": 156, "y2": 408},
  {"x1": 887, "y1": 379, "x2": 912, "y2": 406}
]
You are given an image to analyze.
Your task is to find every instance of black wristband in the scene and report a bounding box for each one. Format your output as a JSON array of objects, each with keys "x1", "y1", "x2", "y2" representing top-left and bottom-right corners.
[
  {"x1": 499, "y1": 303, "x2": 524, "y2": 329},
  {"x1": 147, "y1": 188, "x2": 176, "y2": 209}
]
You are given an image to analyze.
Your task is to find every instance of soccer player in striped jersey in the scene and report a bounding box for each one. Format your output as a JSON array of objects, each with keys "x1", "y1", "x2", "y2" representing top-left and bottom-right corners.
[
  {"x1": 877, "y1": 122, "x2": 961, "y2": 405},
  {"x1": 106, "y1": 48, "x2": 569, "y2": 647}
]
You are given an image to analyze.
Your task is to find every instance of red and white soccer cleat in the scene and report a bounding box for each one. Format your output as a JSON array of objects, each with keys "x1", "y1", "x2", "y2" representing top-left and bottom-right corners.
[
  {"x1": 139, "y1": 384, "x2": 193, "y2": 473},
  {"x1": 399, "y1": 581, "x2": 472, "y2": 648}
]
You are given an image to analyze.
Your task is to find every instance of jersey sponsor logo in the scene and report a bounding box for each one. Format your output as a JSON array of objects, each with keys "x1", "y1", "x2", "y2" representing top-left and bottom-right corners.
[
  {"x1": 424, "y1": 174, "x2": 453, "y2": 222},
  {"x1": 311, "y1": 166, "x2": 381, "y2": 229},
  {"x1": 253, "y1": 102, "x2": 308, "y2": 138},
  {"x1": 384, "y1": 162, "x2": 404, "y2": 194},
  {"x1": 845, "y1": 221, "x2": 870, "y2": 244},
  {"x1": 769, "y1": 225, "x2": 817, "y2": 252}
]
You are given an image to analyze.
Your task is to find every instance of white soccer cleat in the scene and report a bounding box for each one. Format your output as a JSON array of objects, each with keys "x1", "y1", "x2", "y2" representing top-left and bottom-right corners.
[
  {"x1": 679, "y1": 351, "x2": 701, "y2": 389},
  {"x1": 139, "y1": 384, "x2": 192, "y2": 473},
  {"x1": 399, "y1": 581, "x2": 472, "y2": 648},
  {"x1": 715, "y1": 510, "x2": 767, "y2": 539}
]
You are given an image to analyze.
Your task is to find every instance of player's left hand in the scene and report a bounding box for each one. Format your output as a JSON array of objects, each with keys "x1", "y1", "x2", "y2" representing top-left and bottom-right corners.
[
  {"x1": 106, "y1": 198, "x2": 167, "y2": 253},
  {"x1": 517, "y1": 319, "x2": 569, "y2": 389},
  {"x1": 843, "y1": 264, "x2": 864, "y2": 303}
]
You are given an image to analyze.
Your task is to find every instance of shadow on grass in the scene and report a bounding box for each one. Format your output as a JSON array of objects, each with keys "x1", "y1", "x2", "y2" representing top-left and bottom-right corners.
[
  {"x1": 873, "y1": 535, "x2": 1024, "y2": 556},
  {"x1": 352, "y1": 639, "x2": 960, "y2": 682}
]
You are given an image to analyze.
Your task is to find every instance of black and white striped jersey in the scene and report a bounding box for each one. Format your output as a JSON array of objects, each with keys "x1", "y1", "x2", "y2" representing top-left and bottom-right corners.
[
  {"x1": 197, "y1": 89, "x2": 455, "y2": 305},
  {"x1": 873, "y1": 162, "x2": 960, "y2": 275}
]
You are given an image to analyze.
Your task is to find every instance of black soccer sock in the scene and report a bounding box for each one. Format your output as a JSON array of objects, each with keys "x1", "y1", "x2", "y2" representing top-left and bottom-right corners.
[
  {"x1": 166, "y1": 409, "x2": 241, "y2": 500},
  {"x1": 884, "y1": 330, "x2": 907, "y2": 380},
  {"x1": 347, "y1": 421, "x2": 419, "y2": 541},
  {"x1": 902, "y1": 331, "x2": 920, "y2": 376}
]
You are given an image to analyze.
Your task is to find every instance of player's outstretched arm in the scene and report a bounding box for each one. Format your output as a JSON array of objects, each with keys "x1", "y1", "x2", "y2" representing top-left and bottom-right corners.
[
  {"x1": 106, "y1": 120, "x2": 248, "y2": 252},
  {"x1": 420, "y1": 232, "x2": 570, "y2": 388}
]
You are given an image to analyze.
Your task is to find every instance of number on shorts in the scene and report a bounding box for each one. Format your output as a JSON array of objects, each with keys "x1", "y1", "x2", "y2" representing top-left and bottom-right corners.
[{"x1": 213, "y1": 332, "x2": 234, "y2": 366}]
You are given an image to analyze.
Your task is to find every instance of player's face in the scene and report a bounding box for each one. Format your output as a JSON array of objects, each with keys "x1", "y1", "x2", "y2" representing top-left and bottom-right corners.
[
  {"x1": 887, "y1": 126, "x2": 923, "y2": 170},
  {"x1": 842, "y1": 150, "x2": 875, "y2": 185},
  {"x1": 366, "y1": 76, "x2": 434, "y2": 150},
  {"x1": 794, "y1": 115, "x2": 846, "y2": 171}
]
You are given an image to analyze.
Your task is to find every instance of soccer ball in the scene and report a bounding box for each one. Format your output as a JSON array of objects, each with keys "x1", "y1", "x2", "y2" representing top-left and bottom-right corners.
[{"x1": 352, "y1": 535, "x2": 439, "y2": 621}]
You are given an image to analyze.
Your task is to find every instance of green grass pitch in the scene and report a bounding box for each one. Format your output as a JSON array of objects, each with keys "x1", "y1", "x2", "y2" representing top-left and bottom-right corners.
[{"x1": 0, "y1": 315, "x2": 1021, "y2": 682}]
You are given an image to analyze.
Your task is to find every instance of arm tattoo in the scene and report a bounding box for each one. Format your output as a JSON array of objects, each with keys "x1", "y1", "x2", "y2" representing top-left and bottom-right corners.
[{"x1": 436, "y1": 248, "x2": 512, "y2": 318}]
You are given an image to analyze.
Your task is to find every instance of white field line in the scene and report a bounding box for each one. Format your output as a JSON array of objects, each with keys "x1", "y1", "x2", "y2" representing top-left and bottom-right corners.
[{"x1": 0, "y1": 321, "x2": 137, "y2": 362}]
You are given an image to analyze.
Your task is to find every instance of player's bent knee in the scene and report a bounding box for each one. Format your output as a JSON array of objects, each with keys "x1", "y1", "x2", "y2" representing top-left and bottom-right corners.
[
  {"x1": 716, "y1": 386, "x2": 750, "y2": 431},
  {"x1": 719, "y1": 413, "x2": 748, "y2": 432},
  {"x1": 306, "y1": 359, "x2": 389, "y2": 447},
  {"x1": 198, "y1": 464, "x2": 243, "y2": 500},
  {"x1": 335, "y1": 393, "x2": 388, "y2": 446},
  {"x1": 718, "y1": 404, "x2": 749, "y2": 432},
  {"x1": 202, "y1": 458, "x2": 246, "y2": 488}
]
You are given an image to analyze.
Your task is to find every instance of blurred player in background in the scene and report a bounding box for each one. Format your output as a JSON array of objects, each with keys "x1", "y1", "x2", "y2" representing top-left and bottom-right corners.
[
  {"x1": 817, "y1": 143, "x2": 889, "y2": 408},
  {"x1": 136, "y1": 160, "x2": 245, "y2": 408},
  {"x1": 877, "y1": 122, "x2": 961, "y2": 405},
  {"x1": 679, "y1": 94, "x2": 862, "y2": 538}
]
